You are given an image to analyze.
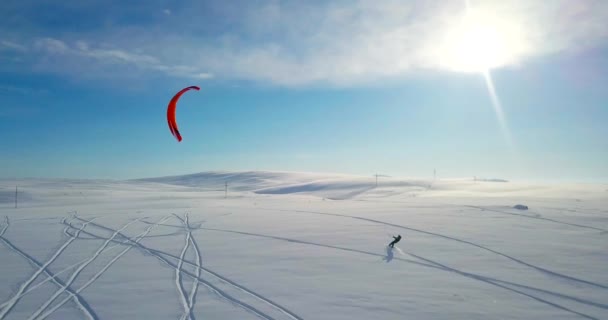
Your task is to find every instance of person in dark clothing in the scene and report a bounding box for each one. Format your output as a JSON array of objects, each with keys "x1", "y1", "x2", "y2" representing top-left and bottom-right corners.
[{"x1": 388, "y1": 234, "x2": 402, "y2": 248}]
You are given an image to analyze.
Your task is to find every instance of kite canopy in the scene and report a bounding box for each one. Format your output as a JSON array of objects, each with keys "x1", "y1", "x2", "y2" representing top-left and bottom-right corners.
[{"x1": 167, "y1": 86, "x2": 200, "y2": 142}]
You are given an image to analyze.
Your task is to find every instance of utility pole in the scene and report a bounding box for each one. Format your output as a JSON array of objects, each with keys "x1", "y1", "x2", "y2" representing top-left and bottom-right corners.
[
  {"x1": 15, "y1": 186, "x2": 18, "y2": 209},
  {"x1": 374, "y1": 174, "x2": 379, "y2": 187}
]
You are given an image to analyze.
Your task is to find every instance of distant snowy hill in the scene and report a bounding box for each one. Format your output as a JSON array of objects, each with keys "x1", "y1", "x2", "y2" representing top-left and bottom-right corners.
[
  {"x1": 134, "y1": 171, "x2": 433, "y2": 200},
  {"x1": 133, "y1": 171, "x2": 605, "y2": 201}
]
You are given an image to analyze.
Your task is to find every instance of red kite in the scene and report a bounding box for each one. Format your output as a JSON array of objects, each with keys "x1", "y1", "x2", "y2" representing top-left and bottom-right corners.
[{"x1": 167, "y1": 86, "x2": 200, "y2": 142}]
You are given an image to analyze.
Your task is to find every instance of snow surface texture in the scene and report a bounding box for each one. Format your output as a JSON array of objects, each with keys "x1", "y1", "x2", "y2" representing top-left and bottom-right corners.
[{"x1": 0, "y1": 171, "x2": 607, "y2": 320}]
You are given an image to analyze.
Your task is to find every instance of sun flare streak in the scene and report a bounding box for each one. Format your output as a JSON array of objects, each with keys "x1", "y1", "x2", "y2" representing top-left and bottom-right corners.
[
  {"x1": 440, "y1": 1, "x2": 517, "y2": 148},
  {"x1": 483, "y1": 70, "x2": 513, "y2": 148}
]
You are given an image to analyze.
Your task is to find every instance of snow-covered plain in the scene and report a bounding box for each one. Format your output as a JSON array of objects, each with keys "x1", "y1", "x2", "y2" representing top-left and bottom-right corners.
[{"x1": 0, "y1": 171, "x2": 607, "y2": 320}]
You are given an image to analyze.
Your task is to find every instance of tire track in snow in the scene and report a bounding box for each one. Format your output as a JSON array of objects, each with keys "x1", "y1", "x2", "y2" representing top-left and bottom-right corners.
[
  {"x1": 72, "y1": 217, "x2": 289, "y2": 320},
  {"x1": 199, "y1": 227, "x2": 605, "y2": 320},
  {"x1": 0, "y1": 217, "x2": 97, "y2": 320},
  {"x1": 28, "y1": 218, "x2": 139, "y2": 320},
  {"x1": 34, "y1": 215, "x2": 171, "y2": 320},
  {"x1": 0, "y1": 215, "x2": 95, "y2": 320},
  {"x1": 269, "y1": 208, "x2": 608, "y2": 290}
]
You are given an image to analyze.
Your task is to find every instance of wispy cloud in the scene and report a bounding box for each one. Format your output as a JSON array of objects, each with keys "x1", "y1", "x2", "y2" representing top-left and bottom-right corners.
[
  {"x1": 28, "y1": 38, "x2": 213, "y2": 80},
  {"x1": 1, "y1": 0, "x2": 607, "y2": 86},
  {"x1": 34, "y1": 38, "x2": 68, "y2": 53},
  {"x1": 1, "y1": 40, "x2": 28, "y2": 52}
]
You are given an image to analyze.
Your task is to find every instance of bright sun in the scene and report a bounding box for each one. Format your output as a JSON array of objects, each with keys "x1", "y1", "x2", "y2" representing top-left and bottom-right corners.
[{"x1": 440, "y1": 9, "x2": 524, "y2": 73}]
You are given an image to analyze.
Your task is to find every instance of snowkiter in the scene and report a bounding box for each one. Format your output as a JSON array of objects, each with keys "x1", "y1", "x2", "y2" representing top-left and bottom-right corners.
[{"x1": 388, "y1": 235, "x2": 401, "y2": 248}]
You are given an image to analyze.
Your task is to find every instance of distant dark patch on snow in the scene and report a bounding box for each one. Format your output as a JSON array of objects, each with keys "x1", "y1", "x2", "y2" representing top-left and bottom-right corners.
[
  {"x1": 513, "y1": 204, "x2": 528, "y2": 210},
  {"x1": 255, "y1": 181, "x2": 373, "y2": 196},
  {"x1": 256, "y1": 183, "x2": 330, "y2": 194}
]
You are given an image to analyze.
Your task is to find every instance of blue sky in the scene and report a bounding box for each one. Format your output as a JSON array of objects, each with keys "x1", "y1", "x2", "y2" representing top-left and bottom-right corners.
[{"x1": 1, "y1": 0, "x2": 607, "y2": 182}]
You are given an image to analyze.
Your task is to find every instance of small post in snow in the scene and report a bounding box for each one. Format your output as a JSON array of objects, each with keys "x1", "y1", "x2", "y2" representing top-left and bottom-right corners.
[
  {"x1": 224, "y1": 181, "x2": 228, "y2": 199},
  {"x1": 15, "y1": 186, "x2": 18, "y2": 209}
]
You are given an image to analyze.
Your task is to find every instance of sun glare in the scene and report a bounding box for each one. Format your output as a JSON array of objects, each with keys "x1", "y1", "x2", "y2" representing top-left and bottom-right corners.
[
  {"x1": 437, "y1": 5, "x2": 521, "y2": 150},
  {"x1": 440, "y1": 9, "x2": 524, "y2": 73}
]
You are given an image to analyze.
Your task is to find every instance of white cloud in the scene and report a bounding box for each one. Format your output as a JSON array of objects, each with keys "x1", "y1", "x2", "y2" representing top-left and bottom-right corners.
[
  {"x1": 142, "y1": 0, "x2": 608, "y2": 86},
  {"x1": 5, "y1": 0, "x2": 608, "y2": 86}
]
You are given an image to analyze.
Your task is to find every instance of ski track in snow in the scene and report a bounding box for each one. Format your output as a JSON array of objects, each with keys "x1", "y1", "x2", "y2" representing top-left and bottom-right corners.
[
  {"x1": 1, "y1": 189, "x2": 604, "y2": 320},
  {"x1": 0, "y1": 216, "x2": 8, "y2": 237},
  {"x1": 185, "y1": 214, "x2": 203, "y2": 320},
  {"x1": 172, "y1": 213, "x2": 203, "y2": 320},
  {"x1": 60, "y1": 208, "x2": 605, "y2": 320},
  {"x1": 33, "y1": 215, "x2": 172, "y2": 320},
  {"x1": 0, "y1": 215, "x2": 95, "y2": 320},
  {"x1": 0, "y1": 216, "x2": 97, "y2": 320},
  {"x1": 351, "y1": 199, "x2": 608, "y2": 232},
  {"x1": 0, "y1": 215, "x2": 175, "y2": 319},
  {"x1": 27, "y1": 218, "x2": 139, "y2": 320},
  {"x1": 463, "y1": 205, "x2": 608, "y2": 232},
  {"x1": 407, "y1": 253, "x2": 601, "y2": 320},
  {"x1": 2, "y1": 221, "x2": 151, "y2": 306},
  {"x1": 197, "y1": 227, "x2": 604, "y2": 320},
  {"x1": 173, "y1": 213, "x2": 195, "y2": 320},
  {"x1": 262, "y1": 208, "x2": 608, "y2": 290},
  {"x1": 71, "y1": 216, "x2": 303, "y2": 320}
]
